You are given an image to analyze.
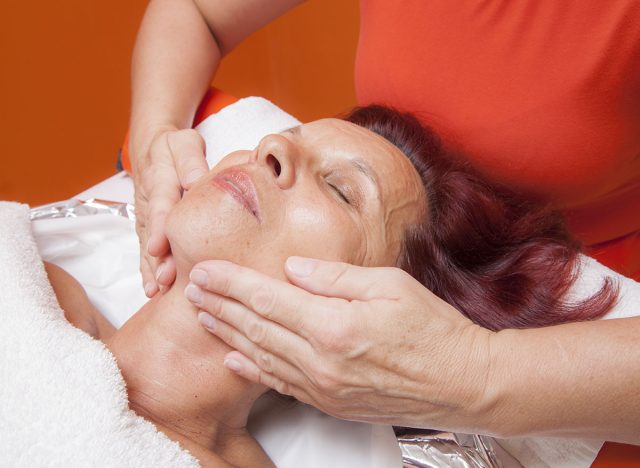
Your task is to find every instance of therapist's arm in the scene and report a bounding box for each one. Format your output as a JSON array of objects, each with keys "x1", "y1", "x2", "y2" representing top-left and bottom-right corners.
[
  {"x1": 186, "y1": 258, "x2": 640, "y2": 444},
  {"x1": 487, "y1": 317, "x2": 640, "y2": 443},
  {"x1": 130, "y1": 0, "x2": 305, "y2": 296}
]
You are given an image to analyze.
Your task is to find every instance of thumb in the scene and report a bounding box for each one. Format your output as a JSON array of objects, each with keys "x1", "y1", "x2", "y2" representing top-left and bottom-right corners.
[
  {"x1": 284, "y1": 256, "x2": 396, "y2": 301},
  {"x1": 169, "y1": 130, "x2": 209, "y2": 190}
]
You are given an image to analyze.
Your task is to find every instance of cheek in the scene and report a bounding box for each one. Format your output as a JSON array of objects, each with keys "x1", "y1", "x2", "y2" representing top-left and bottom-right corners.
[
  {"x1": 271, "y1": 197, "x2": 365, "y2": 264},
  {"x1": 165, "y1": 187, "x2": 260, "y2": 266}
]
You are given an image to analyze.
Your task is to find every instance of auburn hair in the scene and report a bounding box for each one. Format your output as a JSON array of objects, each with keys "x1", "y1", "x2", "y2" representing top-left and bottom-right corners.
[{"x1": 344, "y1": 105, "x2": 617, "y2": 331}]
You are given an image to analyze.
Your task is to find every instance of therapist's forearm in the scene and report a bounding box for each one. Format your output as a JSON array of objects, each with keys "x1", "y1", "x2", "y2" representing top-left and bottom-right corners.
[
  {"x1": 129, "y1": 0, "x2": 306, "y2": 162},
  {"x1": 129, "y1": 0, "x2": 220, "y2": 161},
  {"x1": 481, "y1": 316, "x2": 640, "y2": 443}
]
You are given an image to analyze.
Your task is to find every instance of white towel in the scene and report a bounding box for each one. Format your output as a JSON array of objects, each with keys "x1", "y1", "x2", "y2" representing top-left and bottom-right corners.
[
  {"x1": 0, "y1": 202, "x2": 198, "y2": 467},
  {"x1": 196, "y1": 96, "x2": 301, "y2": 169}
]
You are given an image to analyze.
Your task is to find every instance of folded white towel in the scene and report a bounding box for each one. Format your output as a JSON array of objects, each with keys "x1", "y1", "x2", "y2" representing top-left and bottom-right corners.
[
  {"x1": 0, "y1": 202, "x2": 198, "y2": 467},
  {"x1": 196, "y1": 96, "x2": 301, "y2": 169}
]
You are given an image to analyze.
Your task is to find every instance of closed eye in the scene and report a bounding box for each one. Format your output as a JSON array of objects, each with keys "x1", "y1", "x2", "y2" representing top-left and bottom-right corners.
[{"x1": 328, "y1": 183, "x2": 350, "y2": 204}]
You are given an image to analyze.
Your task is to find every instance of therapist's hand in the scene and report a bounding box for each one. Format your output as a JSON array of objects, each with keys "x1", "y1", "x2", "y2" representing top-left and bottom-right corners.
[
  {"x1": 132, "y1": 127, "x2": 208, "y2": 297},
  {"x1": 186, "y1": 257, "x2": 496, "y2": 429}
]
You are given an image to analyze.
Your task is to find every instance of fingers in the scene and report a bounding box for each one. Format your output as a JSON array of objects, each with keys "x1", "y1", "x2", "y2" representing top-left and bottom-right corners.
[
  {"x1": 222, "y1": 351, "x2": 316, "y2": 405},
  {"x1": 155, "y1": 255, "x2": 177, "y2": 289},
  {"x1": 133, "y1": 127, "x2": 203, "y2": 294},
  {"x1": 196, "y1": 311, "x2": 307, "y2": 393},
  {"x1": 140, "y1": 253, "x2": 159, "y2": 297},
  {"x1": 187, "y1": 283, "x2": 312, "y2": 363},
  {"x1": 167, "y1": 129, "x2": 209, "y2": 190},
  {"x1": 145, "y1": 155, "x2": 181, "y2": 258},
  {"x1": 284, "y1": 256, "x2": 405, "y2": 300},
  {"x1": 189, "y1": 260, "x2": 331, "y2": 338}
]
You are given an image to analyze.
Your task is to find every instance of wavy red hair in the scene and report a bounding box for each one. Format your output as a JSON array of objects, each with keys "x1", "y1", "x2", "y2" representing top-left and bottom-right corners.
[{"x1": 345, "y1": 105, "x2": 617, "y2": 331}]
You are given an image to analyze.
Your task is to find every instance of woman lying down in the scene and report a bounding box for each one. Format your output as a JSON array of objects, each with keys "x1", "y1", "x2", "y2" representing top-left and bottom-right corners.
[{"x1": 3, "y1": 105, "x2": 635, "y2": 467}]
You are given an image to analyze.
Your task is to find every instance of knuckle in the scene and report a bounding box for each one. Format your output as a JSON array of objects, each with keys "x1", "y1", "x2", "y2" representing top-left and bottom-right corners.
[
  {"x1": 246, "y1": 319, "x2": 267, "y2": 345},
  {"x1": 249, "y1": 285, "x2": 277, "y2": 318},
  {"x1": 257, "y1": 351, "x2": 274, "y2": 373},
  {"x1": 316, "y1": 320, "x2": 354, "y2": 354},
  {"x1": 275, "y1": 379, "x2": 291, "y2": 396},
  {"x1": 205, "y1": 294, "x2": 225, "y2": 318},
  {"x1": 200, "y1": 266, "x2": 232, "y2": 296},
  {"x1": 326, "y1": 263, "x2": 350, "y2": 289},
  {"x1": 214, "y1": 274, "x2": 233, "y2": 297},
  {"x1": 224, "y1": 329, "x2": 237, "y2": 348},
  {"x1": 264, "y1": 373, "x2": 289, "y2": 396},
  {"x1": 310, "y1": 363, "x2": 341, "y2": 394}
]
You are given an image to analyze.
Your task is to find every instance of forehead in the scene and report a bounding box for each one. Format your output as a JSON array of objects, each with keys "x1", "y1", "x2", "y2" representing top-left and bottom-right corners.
[{"x1": 292, "y1": 118, "x2": 427, "y2": 245}]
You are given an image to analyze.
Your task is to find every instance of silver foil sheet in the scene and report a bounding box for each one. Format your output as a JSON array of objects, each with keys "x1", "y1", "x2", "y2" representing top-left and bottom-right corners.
[
  {"x1": 398, "y1": 431, "x2": 503, "y2": 468},
  {"x1": 30, "y1": 198, "x2": 135, "y2": 221}
]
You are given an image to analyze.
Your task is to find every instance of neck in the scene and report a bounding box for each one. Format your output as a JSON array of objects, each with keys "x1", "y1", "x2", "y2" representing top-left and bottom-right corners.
[{"x1": 105, "y1": 274, "x2": 266, "y2": 456}]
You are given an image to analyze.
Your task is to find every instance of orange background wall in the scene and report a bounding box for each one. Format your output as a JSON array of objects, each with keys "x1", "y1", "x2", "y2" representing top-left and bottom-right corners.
[{"x1": 0, "y1": 0, "x2": 359, "y2": 206}]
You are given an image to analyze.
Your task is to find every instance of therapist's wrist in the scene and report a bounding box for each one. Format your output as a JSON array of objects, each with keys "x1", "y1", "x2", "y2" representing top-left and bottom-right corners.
[
  {"x1": 448, "y1": 323, "x2": 505, "y2": 433},
  {"x1": 413, "y1": 314, "x2": 500, "y2": 433},
  {"x1": 471, "y1": 327, "x2": 544, "y2": 439}
]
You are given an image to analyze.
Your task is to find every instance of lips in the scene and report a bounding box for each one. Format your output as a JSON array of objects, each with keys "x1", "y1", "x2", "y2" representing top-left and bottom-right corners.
[{"x1": 210, "y1": 168, "x2": 262, "y2": 221}]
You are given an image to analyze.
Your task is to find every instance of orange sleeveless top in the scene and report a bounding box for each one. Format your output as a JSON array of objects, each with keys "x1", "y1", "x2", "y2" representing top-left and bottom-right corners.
[{"x1": 355, "y1": 0, "x2": 640, "y2": 280}]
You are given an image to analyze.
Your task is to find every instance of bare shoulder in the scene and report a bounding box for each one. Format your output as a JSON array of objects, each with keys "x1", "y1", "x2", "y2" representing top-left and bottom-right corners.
[{"x1": 44, "y1": 262, "x2": 116, "y2": 340}]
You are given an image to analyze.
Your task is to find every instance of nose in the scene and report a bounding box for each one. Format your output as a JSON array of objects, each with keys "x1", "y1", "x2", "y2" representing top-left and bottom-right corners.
[{"x1": 255, "y1": 134, "x2": 297, "y2": 189}]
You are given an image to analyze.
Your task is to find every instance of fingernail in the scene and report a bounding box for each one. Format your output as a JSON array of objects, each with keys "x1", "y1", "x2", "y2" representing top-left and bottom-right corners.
[
  {"x1": 190, "y1": 268, "x2": 208, "y2": 286},
  {"x1": 198, "y1": 311, "x2": 216, "y2": 330},
  {"x1": 185, "y1": 284, "x2": 204, "y2": 306},
  {"x1": 286, "y1": 256, "x2": 317, "y2": 277},
  {"x1": 185, "y1": 169, "x2": 205, "y2": 186},
  {"x1": 155, "y1": 263, "x2": 166, "y2": 282},
  {"x1": 144, "y1": 281, "x2": 156, "y2": 297},
  {"x1": 224, "y1": 358, "x2": 242, "y2": 372}
]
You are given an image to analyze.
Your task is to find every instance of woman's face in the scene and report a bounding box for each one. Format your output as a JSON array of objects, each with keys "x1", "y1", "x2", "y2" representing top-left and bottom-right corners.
[{"x1": 166, "y1": 118, "x2": 426, "y2": 280}]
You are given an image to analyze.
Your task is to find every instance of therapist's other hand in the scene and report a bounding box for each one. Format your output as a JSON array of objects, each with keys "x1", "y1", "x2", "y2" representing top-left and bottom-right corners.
[
  {"x1": 133, "y1": 127, "x2": 208, "y2": 297},
  {"x1": 186, "y1": 257, "x2": 495, "y2": 429}
]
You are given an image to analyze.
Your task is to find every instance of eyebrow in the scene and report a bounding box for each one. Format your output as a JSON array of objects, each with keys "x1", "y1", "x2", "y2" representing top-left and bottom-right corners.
[
  {"x1": 283, "y1": 124, "x2": 380, "y2": 188},
  {"x1": 349, "y1": 157, "x2": 379, "y2": 187}
]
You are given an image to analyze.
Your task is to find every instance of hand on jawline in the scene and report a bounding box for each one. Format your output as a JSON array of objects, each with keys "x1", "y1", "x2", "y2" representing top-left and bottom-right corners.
[{"x1": 182, "y1": 255, "x2": 489, "y2": 428}]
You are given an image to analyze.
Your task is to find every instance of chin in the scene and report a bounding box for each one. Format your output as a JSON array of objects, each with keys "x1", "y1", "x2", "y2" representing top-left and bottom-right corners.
[{"x1": 165, "y1": 198, "x2": 256, "y2": 267}]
